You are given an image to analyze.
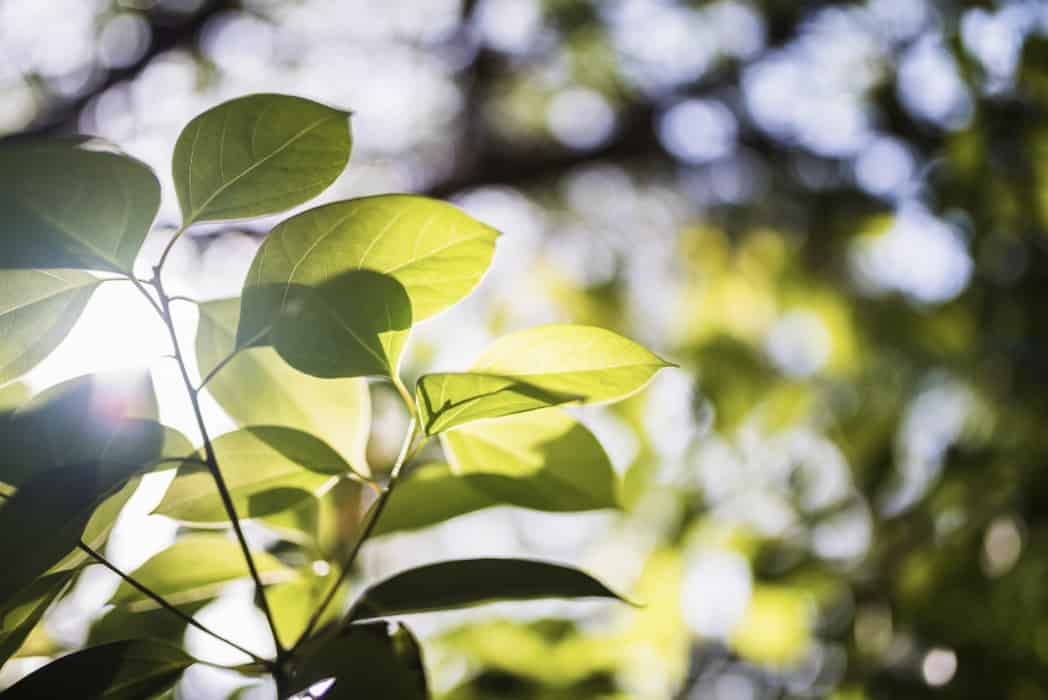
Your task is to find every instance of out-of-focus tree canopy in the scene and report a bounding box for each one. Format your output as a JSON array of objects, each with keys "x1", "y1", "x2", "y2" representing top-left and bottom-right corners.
[{"x1": 3, "y1": 0, "x2": 1048, "y2": 698}]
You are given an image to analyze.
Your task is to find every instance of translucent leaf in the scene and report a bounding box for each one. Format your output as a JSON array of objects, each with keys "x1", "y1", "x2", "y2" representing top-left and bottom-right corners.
[
  {"x1": 0, "y1": 270, "x2": 100, "y2": 386},
  {"x1": 242, "y1": 271, "x2": 413, "y2": 380},
  {"x1": 349, "y1": 558, "x2": 627, "y2": 620},
  {"x1": 289, "y1": 621, "x2": 427, "y2": 700},
  {"x1": 0, "y1": 639, "x2": 195, "y2": 700},
  {"x1": 0, "y1": 570, "x2": 73, "y2": 667},
  {"x1": 470, "y1": 324, "x2": 672, "y2": 405},
  {"x1": 415, "y1": 372, "x2": 579, "y2": 435},
  {"x1": 154, "y1": 426, "x2": 345, "y2": 523},
  {"x1": 109, "y1": 535, "x2": 295, "y2": 609},
  {"x1": 240, "y1": 195, "x2": 497, "y2": 327},
  {"x1": 172, "y1": 94, "x2": 351, "y2": 224},
  {"x1": 0, "y1": 139, "x2": 160, "y2": 273},
  {"x1": 196, "y1": 299, "x2": 371, "y2": 472}
]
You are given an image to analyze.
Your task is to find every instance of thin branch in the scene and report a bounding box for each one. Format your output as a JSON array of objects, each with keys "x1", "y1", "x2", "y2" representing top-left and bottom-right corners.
[
  {"x1": 168, "y1": 295, "x2": 200, "y2": 305},
  {"x1": 291, "y1": 418, "x2": 422, "y2": 652},
  {"x1": 78, "y1": 541, "x2": 271, "y2": 667},
  {"x1": 151, "y1": 268, "x2": 284, "y2": 653},
  {"x1": 156, "y1": 223, "x2": 190, "y2": 274}
]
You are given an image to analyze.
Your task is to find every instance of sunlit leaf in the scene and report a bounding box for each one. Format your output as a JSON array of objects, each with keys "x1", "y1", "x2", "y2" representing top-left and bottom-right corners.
[
  {"x1": 109, "y1": 535, "x2": 295, "y2": 609},
  {"x1": 0, "y1": 639, "x2": 195, "y2": 699},
  {"x1": 172, "y1": 94, "x2": 351, "y2": 224},
  {"x1": 196, "y1": 299, "x2": 371, "y2": 472},
  {"x1": 239, "y1": 195, "x2": 498, "y2": 337},
  {"x1": 289, "y1": 621, "x2": 427, "y2": 700},
  {"x1": 0, "y1": 139, "x2": 160, "y2": 273},
  {"x1": 268, "y1": 571, "x2": 344, "y2": 650},
  {"x1": 241, "y1": 271, "x2": 413, "y2": 380},
  {"x1": 468, "y1": 324, "x2": 672, "y2": 405},
  {"x1": 0, "y1": 270, "x2": 100, "y2": 386},
  {"x1": 88, "y1": 600, "x2": 210, "y2": 649},
  {"x1": 350, "y1": 558, "x2": 627, "y2": 620},
  {"x1": 154, "y1": 426, "x2": 345, "y2": 523},
  {"x1": 0, "y1": 570, "x2": 74, "y2": 667},
  {"x1": 415, "y1": 372, "x2": 580, "y2": 435},
  {"x1": 447, "y1": 407, "x2": 618, "y2": 495}
]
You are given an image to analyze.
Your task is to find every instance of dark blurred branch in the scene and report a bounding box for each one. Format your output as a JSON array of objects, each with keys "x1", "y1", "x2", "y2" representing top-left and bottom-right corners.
[{"x1": 21, "y1": 0, "x2": 238, "y2": 138}]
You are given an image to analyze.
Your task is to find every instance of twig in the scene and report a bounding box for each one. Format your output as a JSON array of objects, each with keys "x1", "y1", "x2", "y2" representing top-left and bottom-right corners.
[
  {"x1": 78, "y1": 541, "x2": 271, "y2": 667},
  {"x1": 148, "y1": 268, "x2": 284, "y2": 653},
  {"x1": 290, "y1": 418, "x2": 422, "y2": 652}
]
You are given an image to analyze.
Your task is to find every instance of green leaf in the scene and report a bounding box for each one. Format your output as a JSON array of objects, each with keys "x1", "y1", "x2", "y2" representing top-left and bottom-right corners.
[
  {"x1": 0, "y1": 443, "x2": 171, "y2": 609},
  {"x1": 446, "y1": 407, "x2": 617, "y2": 501},
  {"x1": 154, "y1": 426, "x2": 344, "y2": 523},
  {"x1": 0, "y1": 139, "x2": 160, "y2": 273},
  {"x1": 376, "y1": 409, "x2": 619, "y2": 536},
  {"x1": 470, "y1": 324, "x2": 672, "y2": 405},
  {"x1": 110, "y1": 535, "x2": 295, "y2": 608},
  {"x1": 268, "y1": 571, "x2": 344, "y2": 650},
  {"x1": 245, "y1": 271, "x2": 413, "y2": 380},
  {"x1": 88, "y1": 600, "x2": 210, "y2": 648},
  {"x1": 0, "y1": 370, "x2": 180, "y2": 488},
  {"x1": 0, "y1": 270, "x2": 100, "y2": 386},
  {"x1": 196, "y1": 299, "x2": 371, "y2": 472},
  {"x1": 289, "y1": 621, "x2": 428, "y2": 700},
  {"x1": 0, "y1": 571, "x2": 74, "y2": 667},
  {"x1": 416, "y1": 372, "x2": 580, "y2": 435},
  {"x1": 237, "y1": 194, "x2": 499, "y2": 369},
  {"x1": 349, "y1": 558, "x2": 627, "y2": 620},
  {"x1": 0, "y1": 639, "x2": 195, "y2": 699},
  {"x1": 172, "y1": 94, "x2": 351, "y2": 224}
]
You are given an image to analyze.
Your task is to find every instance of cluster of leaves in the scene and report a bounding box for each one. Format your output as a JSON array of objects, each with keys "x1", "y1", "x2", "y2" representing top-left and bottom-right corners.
[{"x1": 0, "y1": 94, "x2": 673, "y2": 698}]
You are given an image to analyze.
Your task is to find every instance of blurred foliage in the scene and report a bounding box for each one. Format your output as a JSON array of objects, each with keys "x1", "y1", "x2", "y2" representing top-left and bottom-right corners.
[{"x1": 3, "y1": 0, "x2": 1048, "y2": 698}]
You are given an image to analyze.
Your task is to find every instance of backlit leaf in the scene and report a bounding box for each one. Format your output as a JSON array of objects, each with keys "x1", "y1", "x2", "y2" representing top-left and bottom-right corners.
[
  {"x1": 154, "y1": 426, "x2": 345, "y2": 523},
  {"x1": 239, "y1": 195, "x2": 498, "y2": 330},
  {"x1": 0, "y1": 270, "x2": 100, "y2": 386},
  {"x1": 415, "y1": 372, "x2": 579, "y2": 435},
  {"x1": 196, "y1": 298, "x2": 371, "y2": 471},
  {"x1": 110, "y1": 535, "x2": 295, "y2": 608},
  {"x1": 172, "y1": 94, "x2": 351, "y2": 224},
  {"x1": 0, "y1": 570, "x2": 74, "y2": 667},
  {"x1": 0, "y1": 139, "x2": 160, "y2": 273},
  {"x1": 470, "y1": 325, "x2": 672, "y2": 404}
]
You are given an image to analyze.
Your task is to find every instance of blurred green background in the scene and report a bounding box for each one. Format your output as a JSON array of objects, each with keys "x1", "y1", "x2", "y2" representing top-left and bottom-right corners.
[{"x1": 3, "y1": 0, "x2": 1048, "y2": 698}]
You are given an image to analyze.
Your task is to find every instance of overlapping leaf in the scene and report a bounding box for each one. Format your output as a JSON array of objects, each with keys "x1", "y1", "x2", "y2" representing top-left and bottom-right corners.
[
  {"x1": 416, "y1": 372, "x2": 579, "y2": 435},
  {"x1": 173, "y1": 94, "x2": 351, "y2": 224},
  {"x1": 154, "y1": 426, "x2": 346, "y2": 523},
  {"x1": 0, "y1": 639, "x2": 195, "y2": 699},
  {"x1": 0, "y1": 270, "x2": 100, "y2": 386},
  {"x1": 109, "y1": 535, "x2": 295, "y2": 609},
  {"x1": 414, "y1": 325, "x2": 671, "y2": 434},
  {"x1": 0, "y1": 139, "x2": 160, "y2": 273},
  {"x1": 196, "y1": 299, "x2": 372, "y2": 472}
]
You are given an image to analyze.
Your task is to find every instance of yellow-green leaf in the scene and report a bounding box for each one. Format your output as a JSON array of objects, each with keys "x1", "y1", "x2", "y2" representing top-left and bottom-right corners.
[
  {"x1": 236, "y1": 196, "x2": 498, "y2": 379},
  {"x1": 470, "y1": 324, "x2": 672, "y2": 404},
  {"x1": 196, "y1": 298, "x2": 371, "y2": 472},
  {"x1": 110, "y1": 535, "x2": 294, "y2": 609},
  {"x1": 416, "y1": 372, "x2": 580, "y2": 435},
  {"x1": 173, "y1": 94, "x2": 351, "y2": 224},
  {"x1": 154, "y1": 426, "x2": 345, "y2": 523}
]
